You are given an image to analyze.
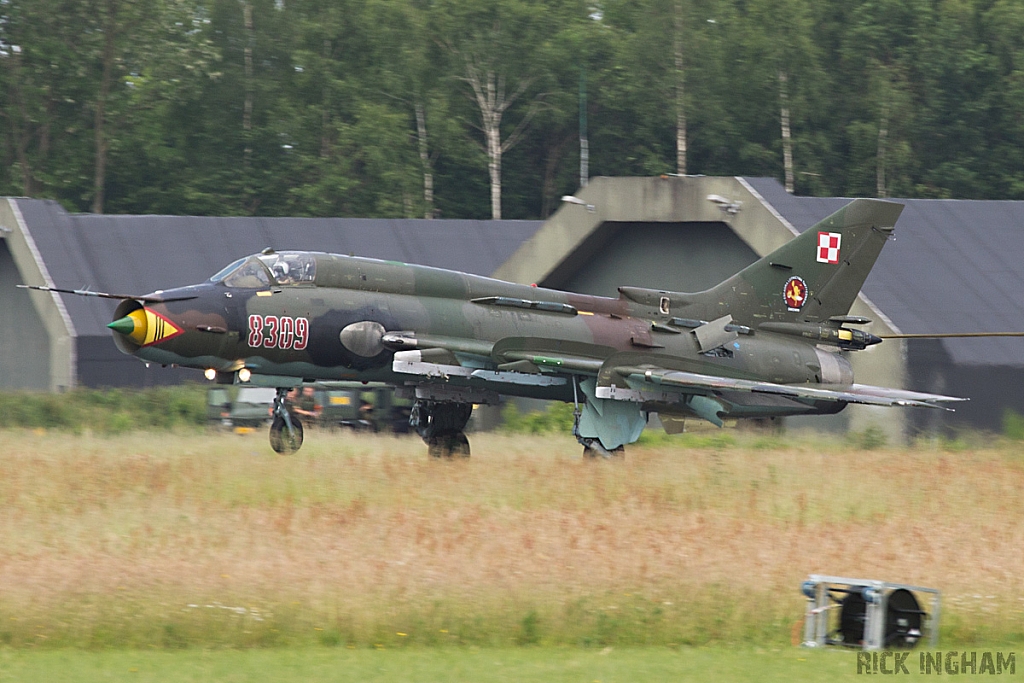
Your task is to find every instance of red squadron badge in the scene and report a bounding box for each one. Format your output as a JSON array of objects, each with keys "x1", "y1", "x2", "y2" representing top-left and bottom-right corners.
[{"x1": 784, "y1": 276, "x2": 808, "y2": 311}]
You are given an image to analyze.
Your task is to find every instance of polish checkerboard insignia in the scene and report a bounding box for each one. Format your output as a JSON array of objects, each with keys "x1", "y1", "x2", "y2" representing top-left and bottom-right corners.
[{"x1": 817, "y1": 231, "x2": 841, "y2": 264}]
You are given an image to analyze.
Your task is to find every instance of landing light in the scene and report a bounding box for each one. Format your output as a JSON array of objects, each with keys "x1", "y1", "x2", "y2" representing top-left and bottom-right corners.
[
  {"x1": 204, "y1": 368, "x2": 217, "y2": 381},
  {"x1": 238, "y1": 368, "x2": 252, "y2": 382}
]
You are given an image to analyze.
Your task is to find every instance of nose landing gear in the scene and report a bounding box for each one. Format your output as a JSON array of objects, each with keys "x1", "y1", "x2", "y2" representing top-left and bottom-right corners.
[
  {"x1": 410, "y1": 400, "x2": 472, "y2": 458},
  {"x1": 269, "y1": 387, "x2": 304, "y2": 454}
]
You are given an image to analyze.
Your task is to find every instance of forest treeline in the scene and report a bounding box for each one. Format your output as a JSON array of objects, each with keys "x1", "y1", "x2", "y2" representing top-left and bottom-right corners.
[{"x1": 2, "y1": 0, "x2": 1023, "y2": 220}]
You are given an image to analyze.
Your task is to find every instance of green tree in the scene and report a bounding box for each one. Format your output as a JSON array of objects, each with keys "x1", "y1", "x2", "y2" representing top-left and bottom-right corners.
[
  {"x1": 274, "y1": 0, "x2": 423, "y2": 218},
  {"x1": 983, "y1": 0, "x2": 1024, "y2": 198},
  {"x1": 0, "y1": 0, "x2": 99, "y2": 203},
  {"x1": 359, "y1": 0, "x2": 456, "y2": 219},
  {"x1": 102, "y1": 0, "x2": 221, "y2": 214},
  {"x1": 596, "y1": 0, "x2": 681, "y2": 177},
  {"x1": 834, "y1": 0, "x2": 928, "y2": 198},
  {"x1": 435, "y1": 0, "x2": 584, "y2": 219},
  {"x1": 736, "y1": 0, "x2": 825, "y2": 194},
  {"x1": 911, "y1": 0, "x2": 1000, "y2": 198}
]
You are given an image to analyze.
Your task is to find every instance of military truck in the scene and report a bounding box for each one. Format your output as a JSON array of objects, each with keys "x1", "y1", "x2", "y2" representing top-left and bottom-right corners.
[
  {"x1": 207, "y1": 383, "x2": 411, "y2": 433},
  {"x1": 206, "y1": 386, "x2": 276, "y2": 427},
  {"x1": 314, "y1": 384, "x2": 412, "y2": 433}
]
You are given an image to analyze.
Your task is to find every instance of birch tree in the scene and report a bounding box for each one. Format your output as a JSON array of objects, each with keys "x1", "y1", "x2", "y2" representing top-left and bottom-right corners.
[
  {"x1": 777, "y1": 70, "x2": 793, "y2": 193},
  {"x1": 741, "y1": 0, "x2": 820, "y2": 193},
  {"x1": 522, "y1": 7, "x2": 602, "y2": 214},
  {"x1": 599, "y1": 0, "x2": 701, "y2": 177},
  {"x1": 460, "y1": 56, "x2": 539, "y2": 219},
  {"x1": 437, "y1": 0, "x2": 562, "y2": 220},
  {"x1": 837, "y1": 0, "x2": 924, "y2": 198},
  {"x1": 363, "y1": 0, "x2": 447, "y2": 219},
  {"x1": 673, "y1": 0, "x2": 686, "y2": 175}
]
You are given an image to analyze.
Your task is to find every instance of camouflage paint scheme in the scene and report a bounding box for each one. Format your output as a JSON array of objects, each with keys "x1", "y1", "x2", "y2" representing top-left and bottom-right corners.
[{"x1": 63, "y1": 198, "x2": 962, "y2": 453}]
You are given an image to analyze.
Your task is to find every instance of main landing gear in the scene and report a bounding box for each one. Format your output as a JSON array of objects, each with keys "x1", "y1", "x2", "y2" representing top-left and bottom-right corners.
[
  {"x1": 410, "y1": 400, "x2": 472, "y2": 458},
  {"x1": 269, "y1": 387, "x2": 304, "y2": 454},
  {"x1": 571, "y1": 378, "x2": 625, "y2": 459},
  {"x1": 579, "y1": 439, "x2": 625, "y2": 458}
]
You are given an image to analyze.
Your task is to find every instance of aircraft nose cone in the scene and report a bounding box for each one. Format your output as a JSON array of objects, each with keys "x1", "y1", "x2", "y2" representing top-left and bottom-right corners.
[
  {"x1": 107, "y1": 308, "x2": 151, "y2": 345},
  {"x1": 108, "y1": 316, "x2": 136, "y2": 335}
]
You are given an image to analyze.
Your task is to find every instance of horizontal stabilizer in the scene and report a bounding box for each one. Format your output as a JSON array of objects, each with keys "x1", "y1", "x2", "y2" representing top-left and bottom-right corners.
[{"x1": 693, "y1": 315, "x2": 738, "y2": 352}]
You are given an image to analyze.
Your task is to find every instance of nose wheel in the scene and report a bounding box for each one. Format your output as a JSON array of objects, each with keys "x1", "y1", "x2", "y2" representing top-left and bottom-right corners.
[
  {"x1": 269, "y1": 388, "x2": 304, "y2": 454},
  {"x1": 410, "y1": 400, "x2": 472, "y2": 458}
]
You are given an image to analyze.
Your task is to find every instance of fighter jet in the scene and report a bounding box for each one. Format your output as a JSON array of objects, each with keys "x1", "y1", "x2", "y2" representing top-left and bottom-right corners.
[{"x1": 21, "y1": 198, "x2": 966, "y2": 457}]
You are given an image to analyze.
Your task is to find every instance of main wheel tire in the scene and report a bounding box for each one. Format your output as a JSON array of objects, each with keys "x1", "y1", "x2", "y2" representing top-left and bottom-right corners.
[
  {"x1": 582, "y1": 441, "x2": 624, "y2": 459},
  {"x1": 412, "y1": 401, "x2": 473, "y2": 440},
  {"x1": 427, "y1": 435, "x2": 446, "y2": 459},
  {"x1": 449, "y1": 431, "x2": 470, "y2": 458},
  {"x1": 269, "y1": 414, "x2": 304, "y2": 454},
  {"x1": 427, "y1": 431, "x2": 471, "y2": 458}
]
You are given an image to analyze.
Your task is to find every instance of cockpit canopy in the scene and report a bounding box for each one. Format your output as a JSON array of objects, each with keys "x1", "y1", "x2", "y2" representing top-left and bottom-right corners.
[
  {"x1": 209, "y1": 252, "x2": 317, "y2": 288},
  {"x1": 257, "y1": 251, "x2": 316, "y2": 285}
]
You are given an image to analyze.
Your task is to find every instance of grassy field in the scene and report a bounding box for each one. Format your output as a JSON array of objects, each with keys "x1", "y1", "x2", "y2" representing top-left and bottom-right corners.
[
  {"x1": 7, "y1": 645, "x2": 1019, "y2": 683},
  {"x1": 0, "y1": 427, "x2": 1023, "y2": 653}
]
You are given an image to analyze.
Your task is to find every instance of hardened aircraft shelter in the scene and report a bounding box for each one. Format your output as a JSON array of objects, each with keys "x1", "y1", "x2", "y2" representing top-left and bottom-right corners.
[{"x1": 4, "y1": 175, "x2": 1023, "y2": 437}]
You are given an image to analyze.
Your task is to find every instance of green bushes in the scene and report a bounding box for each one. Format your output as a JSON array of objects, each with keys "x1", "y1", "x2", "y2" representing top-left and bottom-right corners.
[
  {"x1": 0, "y1": 385, "x2": 207, "y2": 433},
  {"x1": 500, "y1": 402, "x2": 576, "y2": 434},
  {"x1": 1003, "y1": 409, "x2": 1024, "y2": 440}
]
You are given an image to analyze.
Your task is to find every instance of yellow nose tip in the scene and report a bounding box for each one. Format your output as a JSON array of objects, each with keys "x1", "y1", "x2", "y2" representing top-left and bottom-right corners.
[
  {"x1": 108, "y1": 308, "x2": 149, "y2": 344},
  {"x1": 107, "y1": 307, "x2": 181, "y2": 346}
]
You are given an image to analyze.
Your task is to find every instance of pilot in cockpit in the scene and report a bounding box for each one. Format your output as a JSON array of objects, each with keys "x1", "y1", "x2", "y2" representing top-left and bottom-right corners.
[{"x1": 271, "y1": 260, "x2": 294, "y2": 285}]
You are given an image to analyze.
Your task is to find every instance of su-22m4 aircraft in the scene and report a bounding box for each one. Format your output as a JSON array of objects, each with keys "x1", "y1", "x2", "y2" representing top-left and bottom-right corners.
[{"x1": 22, "y1": 198, "x2": 966, "y2": 457}]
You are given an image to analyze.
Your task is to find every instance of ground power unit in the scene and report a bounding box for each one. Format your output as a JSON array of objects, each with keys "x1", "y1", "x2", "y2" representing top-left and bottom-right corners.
[{"x1": 801, "y1": 575, "x2": 940, "y2": 650}]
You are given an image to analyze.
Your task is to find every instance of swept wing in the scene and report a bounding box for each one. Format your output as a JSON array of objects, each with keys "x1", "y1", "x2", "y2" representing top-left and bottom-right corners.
[{"x1": 606, "y1": 366, "x2": 966, "y2": 411}]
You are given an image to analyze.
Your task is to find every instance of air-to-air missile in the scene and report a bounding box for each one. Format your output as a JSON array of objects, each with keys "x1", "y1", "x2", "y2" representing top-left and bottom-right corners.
[{"x1": 21, "y1": 198, "x2": 967, "y2": 457}]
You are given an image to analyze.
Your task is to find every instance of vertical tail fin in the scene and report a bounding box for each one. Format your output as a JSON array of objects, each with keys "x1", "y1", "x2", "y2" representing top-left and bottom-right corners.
[{"x1": 708, "y1": 198, "x2": 903, "y2": 324}]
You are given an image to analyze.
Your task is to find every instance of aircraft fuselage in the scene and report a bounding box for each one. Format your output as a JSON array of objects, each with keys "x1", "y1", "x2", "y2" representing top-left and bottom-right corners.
[{"x1": 114, "y1": 251, "x2": 847, "y2": 420}]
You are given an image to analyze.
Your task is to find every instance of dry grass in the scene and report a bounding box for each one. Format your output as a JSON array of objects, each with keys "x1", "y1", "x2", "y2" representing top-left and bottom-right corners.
[{"x1": 1, "y1": 428, "x2": 1023, "y2": 648}]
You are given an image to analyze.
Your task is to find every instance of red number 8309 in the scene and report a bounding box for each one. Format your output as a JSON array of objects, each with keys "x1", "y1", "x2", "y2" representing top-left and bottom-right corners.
[{"x1": 247, "y1": 314, "x2": 309, "y2": 350}]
